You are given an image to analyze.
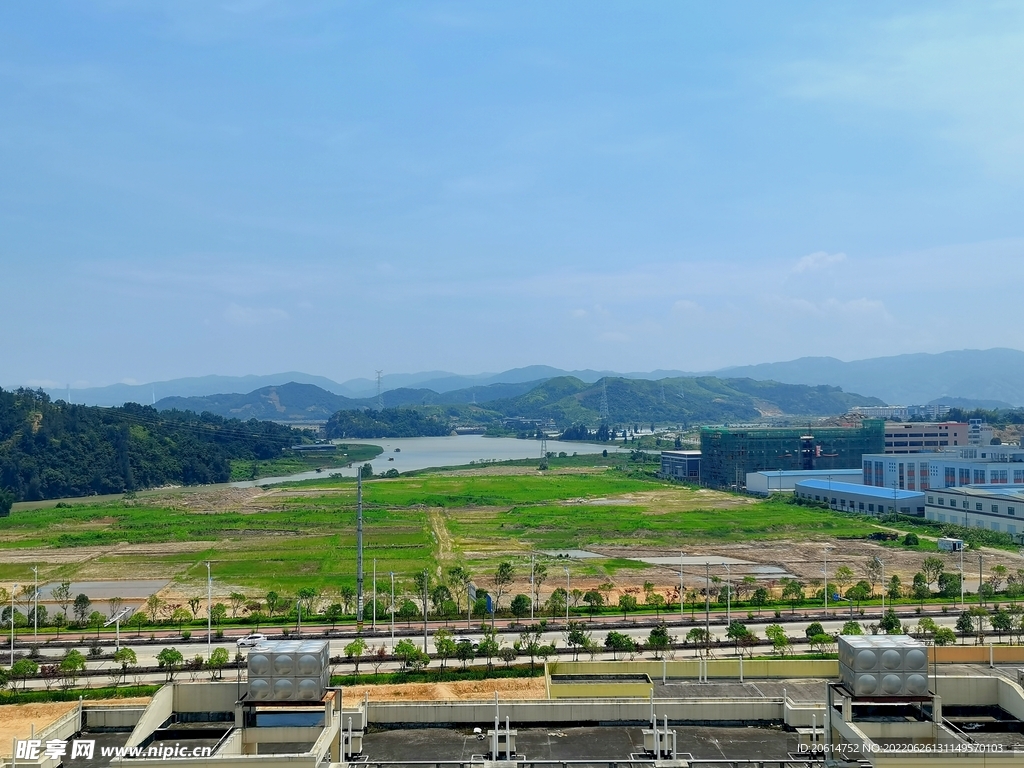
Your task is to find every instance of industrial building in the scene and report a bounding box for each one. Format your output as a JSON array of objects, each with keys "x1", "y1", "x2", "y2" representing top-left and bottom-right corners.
[
  {"x1": 850, "y1": 404, "x2": 952, "y2": 420},
  {"x1": 862, "y1": 445, "x2": 1024, "y2": 491},
  {"x1": 745, "y1": 468, "x2": 862, "y2": 495},
  {"x1": 883, "y1": 421, "x2": 968, "y2": 453},
  {"x1": 699, "y1": 419, "x2": 884, "y2": 489},
  {"x1": 794, "y1": 479, "x2": 925, "y2": 516},
  {"x1": 659, "y1": 450, "x2": 701, "y2": 482},
  {"x1": 925, "y1": 484, "x2": 1024, "y2": 536}
]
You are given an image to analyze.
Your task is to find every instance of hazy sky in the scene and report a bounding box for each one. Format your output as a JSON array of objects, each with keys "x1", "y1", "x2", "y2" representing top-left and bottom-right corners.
[{"x1": 4, "y1": 2, "x2": 1024, "y2": 388}]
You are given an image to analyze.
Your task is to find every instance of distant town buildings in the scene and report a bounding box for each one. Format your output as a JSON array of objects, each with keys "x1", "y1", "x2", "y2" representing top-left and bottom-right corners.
[
  {"x1": 862, "y1": 445, "x2": 1024, "y2": 491},
  {"x1": 925, "y1": 485, "x2": 1024, "y2": 537},
  {"x1": 659, "y1": 450, "x2": 701, "y2": 482},
  {"x1": 850, "y1": 404, "x2": 951, "y2": 420},
  {"x1": 883, "y1": 421, "x2": 967, "y2": 453}
]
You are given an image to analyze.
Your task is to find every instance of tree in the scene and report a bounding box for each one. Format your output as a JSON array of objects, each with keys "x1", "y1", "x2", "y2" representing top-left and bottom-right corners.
[
  {"x1": 992, "y1": 608, "x2": 1013, "y2": 640},
  {"x1": 879, "y1": 609, "x2": 901, "y2": 634},
  {"x1": 989, "y1": 565, "x2": 1008, "y2": 594},
  {"x1": 781, "y1": 580, "x2": 804, "y2": 613},
  {"x1": 805, "y1": 622, "x2": 825, "y2": 640},
  {"x1": 398, "y1": 599, "x2": 419, "y2": 627},
  {"x1": 51, "y1": 611, "x2": 66, "y2": 639},
  {"x1": 187, "y1": 596, "x2": 202, "y2": 620},
  {"x1": 498, "y1": 647, "x2": 518, "y2": 668},
  {"x1": 645, "y1": 590, "x2": 666, "y2": 618},
  {"x1": 447, "y1": 566, "x2": 471, "y2": 614},
  {"x1": 431, "y1": 584, "x2": 453, "y2": 616},
  {"x1": 249, "y1": 611, "x2": 267, "y2": 631},
  {"x1": 146, "y1": 594, "x2": 164, "y2": 622},
  {"x1": 922, "y1": 556, "x2": 945, "y2": 589},
  {"x1": 229, "y1": 592, "x2": 246, "y2": 618},
  {"x1": 937, "y1": 573, "x2": 958, "y2": 602},
  {"x1": 129, "y1": 610, "x2": 148, "y2": 637},
  {"x1": 0, "y1": 488, "x2": 13, "y2": 517},
  {"x1": 547, "y1": 588, "x2": 567, "y2": 618},
  {"x1": 834, "y1": 566, "x2": 855, "y2": 595},
  {"x1": 886, "y1": 575, "x2": 903, "y2": 602},
  {"x1": 727, "y1": 621, "x2": 752, "y2": 656},
  {"x1": 912, "y1": 573, "x2": 931, "y2": 604},
  {"x1": 510, "y1": 594, "x2": 532, "y2": 621},
  {"x1": 208, "y1": 647, "x2": 229, "y2": 680},
  {"x1": 533, "y1": 562, "x2": 548, "y2": 607},
  {"x1": 618, "y1": 593, "x2": 638, "y2": 620},
  {"x1": 158, "y1": 647, "x2": 184, "y2": 681},
  {"x1": 955, "y1": 611, "x2": 974, "y2": 644},
  {"x1": 969, "y1": 606, "x2": 990, "y2": 644},
  {"x1": 58, "y1": 649, "x2": 86, "y2": 690},
  {"x1": 456, "y1": 639, "x2": 475, "y2": 668},
  {"x1": 903, "y1": 532, "x2": 919, "y2": 546},
  {"x1": 841, "y1": 621, "x2": 863, "y2": 636},
  {"x1": 518, "y1": 625, "x2": 544, "y2": 668},
  {"x1": 433, "y1": 629, "x2": 456, "y2": 670},
  {"x1": 51, "y1": 580, "x2": 72, "y2": 622},
  {"x1": 371, "y1": 645, "x2": 388, "y2": 676},
  {"x1": 751, "y1": 587, "x2": 770, "y2": 615},
  {"x1": 478, "y1": 627, "x2": 500, "y2": 669},
  {"x1": 918, "y1": 617, "x2": 938, "y2": 638},
  {"x1": 765, "y1": 624, "x2": 789, "y2": 656},
  {"x1": 171, "y1": 607, "x2": 192, "y2": 632},
  {"x1": 394, "y1": 639, "x2": 428, "y2": 671},
  {"x1": 111, "y1": 648, "x2": 137, "y2": 687},
  {"x1": 89, "y1": 610, "x2": 106, "y2": 638},
  {"x1": 933, "y1": 627, "x2": 957, "y2": 646},
  {"x1": 566, "y1": 621, "x2": 593, "y2": 661},
  {"x1": 211, "y1": 603, "x2": 227, "y2": 627},
  {"x1": 583, "y1": 590, "x2": 604, "y2": 618},
  {"x1": 324, "y1": 603, "x2": 344, "y2": 630},
  {"x1": 265, "y1": 591, "x2": 283, "y2": 618},
  {"x1": 810, "y1": 633, "x2": 836, "y2": 655},
  {"x1": 864, "y1": 559, "x2": 883, "y2": 596},
  {"x1": 297, "y1": 587, "x2": 319, "y2": 615},
  {"x1": 846, "y1": 582, "x2": 872, "y2": 608},
  {"x1": 11, "y1": 658, "x2": 38, "y2": 692},
  {"x1": 73, "y1": 593, "x2": 92, "y2": 625},
  {"x1": 339, "y1": 586, "x2": 355, "y2": 615},
  {"x1": 604, "y1": 631, "x2": 637, "y2": 660},
  {"x1": 344, "y1": 637, "x2": 368, "y2": 676},
  {"x1": 491, "y1": 561, "x2": 515, "y2": 613}
]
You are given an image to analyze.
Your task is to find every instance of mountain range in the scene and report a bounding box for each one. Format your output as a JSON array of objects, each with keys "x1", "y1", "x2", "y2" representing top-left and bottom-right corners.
[
  {"x1": 154, "y1": 376, "x2": 883, "y2": 426},
  {"x1": 40, "y1": 348, "x2": 1024, "y2": 409}
]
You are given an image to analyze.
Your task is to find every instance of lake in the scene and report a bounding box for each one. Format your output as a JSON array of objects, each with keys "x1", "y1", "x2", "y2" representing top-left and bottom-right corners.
[{"x1": 231, "y1": 434, "x2": 624, "y2": 487}]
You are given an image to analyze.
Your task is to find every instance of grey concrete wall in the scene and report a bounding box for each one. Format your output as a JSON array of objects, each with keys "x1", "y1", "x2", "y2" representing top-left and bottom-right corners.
[
  {"x1": 82, "y1": 707, "x2": 146, "y2": 731},
  {"x1": 125, "y1": 685, "x2": 174, "y2": 748},
  {"x1": 174, "y1": 682, "x2": 240, "y2": 714}
]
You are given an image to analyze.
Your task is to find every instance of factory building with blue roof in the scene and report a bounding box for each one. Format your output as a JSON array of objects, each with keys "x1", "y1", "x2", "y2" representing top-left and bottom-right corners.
[{"x1": 794, "y1": 478, "x2": 926, "y2": 516}]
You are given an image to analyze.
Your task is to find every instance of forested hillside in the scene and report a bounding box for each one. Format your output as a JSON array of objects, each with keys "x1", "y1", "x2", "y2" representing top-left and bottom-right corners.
[
  {"x1": 0, "y1": 388, "x2": 298, "y2": 502},
  {"x1": 324, "y1": 408, "x2": 453, "y2": 438}
]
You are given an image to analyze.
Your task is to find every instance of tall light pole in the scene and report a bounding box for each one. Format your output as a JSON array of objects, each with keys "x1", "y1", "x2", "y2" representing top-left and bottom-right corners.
[
  {"x1": 9, "y1": 583, "x2": 16, "y2": 665},
  {"x1": 704, "y1": 563, "x2": 711, "y2": 658},
  {"x1": 563, "y1": 567, "x2": 570, "y2": 623},
  {"x1": 389, "y1": 572, "x2": 395, "y2": 651},
  {"x1": 679, "y1": 552, "x2": 684, "y2": 621},
  {"x1": 724, "y1": 562, "x2": 731, "y2": 625},
  {"x1": 874, "y1": 557, "x2": 884, "y2": 613},
  {"x1": 32, "y1": 566, "x2": 38, "y2": 644},
  {"x1": 206, "y1": 561, "x2": 212, "y2": 659},
  {"x1": 823, "y1": 547, "x2": 832, "y2": 616},
  {"x1": 530, "y1": 555, "x2": 535, "y2": 621},
  {"x1": 959, "y1": 546, "x2": 965, "y2": 608},
  {"x1": 372, "y1": 558, "x2": 377, "y2": 632}
]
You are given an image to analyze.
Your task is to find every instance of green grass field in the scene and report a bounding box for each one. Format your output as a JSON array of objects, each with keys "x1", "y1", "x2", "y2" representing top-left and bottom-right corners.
[{"x1": 0, "y1": 465, "x2": 911, "y2": 595}]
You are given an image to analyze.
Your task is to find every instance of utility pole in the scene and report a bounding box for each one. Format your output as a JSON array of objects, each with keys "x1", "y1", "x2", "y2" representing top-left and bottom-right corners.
[
  {"x1": 206, "y1": 561, "x2": 212, "y2": 658},
  {"x1": 979, "y1": 554, "x2": 984, "y2": 605},
  {"x1": 376, "y1": 370, "x2": 384, "y2": 410},
  {"x1": 704, "y1": 562, "x2": 711, "y2": 658},
  {"x1": 32, "y1": 566, "x2": 38, "y2": 644},
  {"x1": 422, "y1": 569, "x2": 429, "y2": 654},
  {"x1": 389, "y1": 572, "x2": 395, "y2": 651},
  {"x1": 372, "y1": 558, "x2": 377, "y2": 631},
  {"x1": 356, "y1": 473, "x2": 364, "y2": 626},
  {"x1": 530, "y1": 555, "x2": 535, "y2": 621},
  {"x1": 679, "y1": 552, "x2": 684, "y2": 621}
]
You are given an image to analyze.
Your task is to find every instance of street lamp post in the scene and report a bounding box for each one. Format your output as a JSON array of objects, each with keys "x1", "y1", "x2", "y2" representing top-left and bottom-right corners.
[
  {"x1": 32, "y1": 566, "x2": 38, "y2": 644},
  {"x1": 875, "y1": 557, "x2": 885, "y2": 613},
  {"x1": 530, "y1": 555, "x2": 535, "y2": 621},
  {"x1": 206, "y1": 561, "x2": 212, "y2": 659},
  {"x1": 563, "y1": 567, "x2": 570, "y2": 623},
  {"x1": 724, "y1": 562, "x2": 731, "y2": 625},
  {"x1": 389, "y1": 572, "x2": 395, "y2": 651},
  {"x1": 679, "y1": 551, "x2": 684, "y2": 621},
  {"x1": 823, "y1": 547, "x2": 831, "y2": 617},
  {"x1": 372, "y1": 559, "x2": 377, "y2": 632},
  {"x1": 9, "y1": 583, "x2": 17, "y2": 666},
  {"x1": 704, "y1": 563, "x2": 711, "y2": 658},
  {"x1": 959, "y1": 547, "x2": 965, "y2": 608}
]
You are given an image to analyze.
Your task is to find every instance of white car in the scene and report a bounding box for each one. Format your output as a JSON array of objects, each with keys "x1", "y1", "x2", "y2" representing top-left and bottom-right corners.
[{"x1": 236, "y1": 633, "x2": 267, "y2": 648}]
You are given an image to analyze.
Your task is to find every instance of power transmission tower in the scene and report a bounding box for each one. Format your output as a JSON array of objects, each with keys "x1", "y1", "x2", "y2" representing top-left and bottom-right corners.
[
  {"x1": 600, "y1": 380, "x2": 610, "y2": 422},
  {"x1": 376, "y1": 370, "x2": 384, "y2": 410}
]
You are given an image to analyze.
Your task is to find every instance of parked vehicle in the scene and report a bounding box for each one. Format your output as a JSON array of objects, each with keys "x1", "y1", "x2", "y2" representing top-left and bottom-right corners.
[{"x1": 236, "y1": 633, "x2": 267, "y2": 647}]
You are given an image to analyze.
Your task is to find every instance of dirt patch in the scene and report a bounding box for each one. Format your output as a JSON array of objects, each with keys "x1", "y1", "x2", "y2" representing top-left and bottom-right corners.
[
  {"x1": 341, "y1": 676, "x2": 545, "y2": 702},
  {"x1": 0, "y1": 702, "x2": 78, "y2": 754}
]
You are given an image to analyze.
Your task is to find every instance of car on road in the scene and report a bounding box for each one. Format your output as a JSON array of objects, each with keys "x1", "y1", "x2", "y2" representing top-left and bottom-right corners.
[{"x1": 236, "y1": 633, "x2": 267, "y2": 648}]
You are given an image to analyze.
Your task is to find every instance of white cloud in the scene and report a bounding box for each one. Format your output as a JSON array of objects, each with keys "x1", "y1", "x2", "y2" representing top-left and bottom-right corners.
[
  {"x1": 793, "y1": 251, "x2": 846, "y2": 273},
  {"x1": 671, "y1": 299, "x2": 703, "y2": 315}
]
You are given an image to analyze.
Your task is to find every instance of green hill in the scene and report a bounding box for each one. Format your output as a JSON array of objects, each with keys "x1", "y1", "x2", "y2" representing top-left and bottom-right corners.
[{"x1": 0, "y1": 388, "x2": 300, "y2": 503}]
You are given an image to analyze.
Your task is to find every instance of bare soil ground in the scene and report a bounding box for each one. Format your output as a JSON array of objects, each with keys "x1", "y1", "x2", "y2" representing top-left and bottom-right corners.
[{"x1": 341, "y1": 676, "x2": 546, "y2": 702}]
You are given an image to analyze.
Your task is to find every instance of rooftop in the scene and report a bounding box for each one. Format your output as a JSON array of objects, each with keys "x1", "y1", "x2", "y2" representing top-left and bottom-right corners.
[{"x1": 796, "y1": 479, "x2": 923, "y2": 500}]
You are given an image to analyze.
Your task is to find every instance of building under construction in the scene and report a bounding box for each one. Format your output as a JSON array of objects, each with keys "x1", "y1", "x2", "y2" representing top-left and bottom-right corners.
[{"x1": 700, "y1": 419, "x2": 884, "y2": 489}]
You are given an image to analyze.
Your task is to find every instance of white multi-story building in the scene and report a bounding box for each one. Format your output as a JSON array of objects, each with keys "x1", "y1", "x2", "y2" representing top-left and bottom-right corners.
[
  {"x1": 850, "y1": 405, "x2": 952, "y2": 420},
  {"x1": 862, "y1": 445, "x2": 1024, "y2": 491},
  {"x1": 968, "y1": 419, "x2": 995, "y2": 446},
  {"x1": 924, "y1": 485, "x2": 1024, "y2": 538},
  {"x1": 883, "y1": 422, "x2": 967, "y2": 454},
  {"x1": 745, "y1": 468, "x2": 862, "y2": 495}
]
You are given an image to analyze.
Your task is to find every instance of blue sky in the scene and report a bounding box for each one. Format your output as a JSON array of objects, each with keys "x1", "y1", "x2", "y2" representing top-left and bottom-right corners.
[{"x1": 3, "y1": 1, "x2": 1024, "y2": 388}]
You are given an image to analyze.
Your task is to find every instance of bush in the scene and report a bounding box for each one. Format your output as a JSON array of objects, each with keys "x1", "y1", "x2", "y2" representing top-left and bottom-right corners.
[
  {"x1": 903, "y1": 533, "x2": 919, "y2": 546},
  {"x1": 181, "y1": 630, "x2": 191, "y2": 641}
]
